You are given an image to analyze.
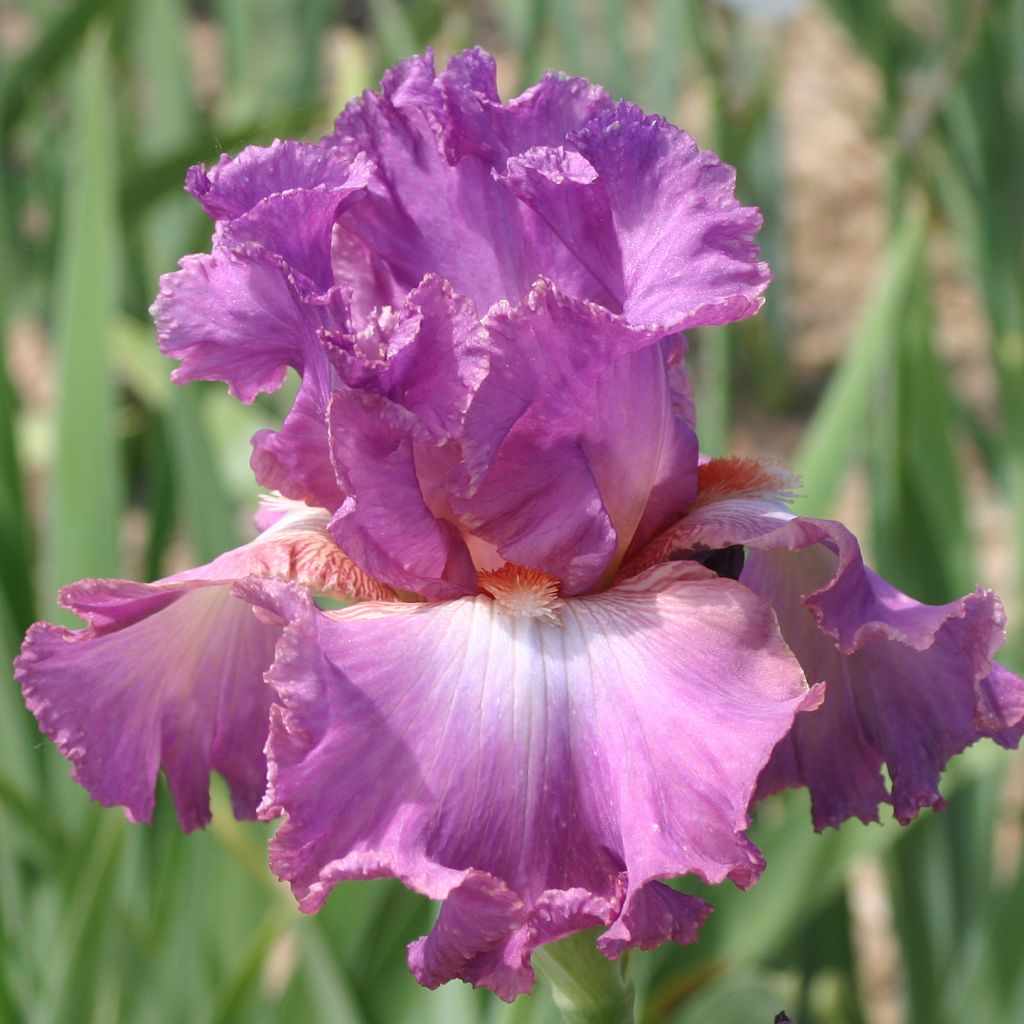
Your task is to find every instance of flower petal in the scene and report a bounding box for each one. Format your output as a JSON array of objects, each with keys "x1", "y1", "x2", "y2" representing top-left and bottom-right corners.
[
  {"x1": 215, "y1": 155, "x2": 372, "y2": 292},
  {"x1": 328, "y1": 275, "x2": 489, "y2": 437},
  {"x1": 325, "y1": 278, "x2": 487, "y2": 596},
  {"x1": 499, "y1": 146, "x2": 624, "y2": 303},
  {"x1": 15, "y1": 507, "x2": 389, "y2": 831},
  {"x1": 453, "y1": 281, "x2": 698, "y2": 592},
  {"x1": 330, "y1": 223, "x2": 404, "y2": 327},
  {"x1": 597, "y1": 880, "x2": 712, "y2": 957},
  {"x1": 744, "y1": 545, "x2": 1024, "y2": 827},
  {"x1": 250, "y1": 368, "x2": 340, "y2": 510},
  {"x1": 630, "y1": 457, "x2": 1024, "y2": 829},
  {"x1": 151, "y1": 244, "x2": 345, "y2": 402},
  {"x1": 330, "y1": 52, "x2": 615, "y2": 312},
  {"x1": 439, "y1": 49, "x2": 613, "y2": 167},
  {"x1": 327, "y1": 389, "x2": 476, "y2": 598},
  {"x1": 186, "y1": 139, "x2": 362, "y2": 221},
  {"x1": 16, "y1": 580, "x2": 279, "y2": 831},
  {"x1": 331, "y1": 53, "x2": 519, "y2": 309},
  {"x1": 503, "y1": 103, "x2": 770, "y2": 331},
  {"x1": 253, "y1": 562, "x2": 815, "y2": 997}
]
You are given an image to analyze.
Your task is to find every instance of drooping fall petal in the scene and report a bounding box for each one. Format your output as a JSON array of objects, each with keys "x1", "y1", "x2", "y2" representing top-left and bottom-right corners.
[
  {"x1": 15, "y1": 507, "x2": 389, "y2": 831},
  {"x1": 17, "y1": 580, "x2": 278, "y2": 831},
  {"x1": 250, "y1": 562, "x2": 819, "y2": 998},
  {"x1": 627, "y1": 457, "x2": 1024, "y2": 829}
]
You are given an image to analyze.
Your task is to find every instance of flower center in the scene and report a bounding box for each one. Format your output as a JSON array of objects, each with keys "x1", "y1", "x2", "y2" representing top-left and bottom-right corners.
[{"x1": 477, "y1": 564, "x2": 563, "y2": 621}]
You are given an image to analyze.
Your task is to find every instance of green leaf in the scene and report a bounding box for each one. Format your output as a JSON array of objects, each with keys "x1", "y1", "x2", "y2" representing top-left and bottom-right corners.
[
  {"x1": 692, "y1": 327, "x2": 732, "y2": 458},
  {"x1": 298, "y1": 927, "x2": 367, "y2": 1024},
  {"x1": 46, "y1": 28, "x2": 124, "y2": 609},
  {"x1": 366, "y1": 0, "x2": 421, "y2": 69},
  {"x1": 32, "y1": 810, "x2": 126, "y2": 1024},
  {"x1": 867, "y1": 260, "x2": 973, "y2": 602},
  {"x1": 793, "y1": 203, "x2": 929, "y2": 516},
  {"x1": 0, "y1": 161, "x2": 35, "y2": 642},
  {"x1": 0, "y1": 0, "x2": 126, "y2": 139}
]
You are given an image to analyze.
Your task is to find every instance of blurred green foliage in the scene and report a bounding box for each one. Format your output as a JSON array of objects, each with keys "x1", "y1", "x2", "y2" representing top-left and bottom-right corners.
[{"x1": 1, "y1": 1, "x2": 1022, "y2": 1021}]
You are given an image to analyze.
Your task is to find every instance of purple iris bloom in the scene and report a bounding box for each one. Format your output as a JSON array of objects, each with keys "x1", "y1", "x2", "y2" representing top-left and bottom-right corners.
[{"x1": 15, "y1": 49, "x2": 1024, "y2": 1001}]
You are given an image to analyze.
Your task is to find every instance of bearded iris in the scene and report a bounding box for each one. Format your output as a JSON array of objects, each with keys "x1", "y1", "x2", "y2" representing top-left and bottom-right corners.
[{"x1": 15, "y1": 49, "x2": 1024, "y2": 1002}]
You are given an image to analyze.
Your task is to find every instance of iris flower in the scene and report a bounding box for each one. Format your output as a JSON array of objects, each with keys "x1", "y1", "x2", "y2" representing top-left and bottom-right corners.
[{"x1": 16, "y1": 50, "x2": 1024, "y2": 1001}]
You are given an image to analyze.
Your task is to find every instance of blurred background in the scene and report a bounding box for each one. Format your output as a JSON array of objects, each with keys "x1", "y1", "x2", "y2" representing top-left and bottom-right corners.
[{"x1": 1, "y1": 0, "x2": 1022, "y2": 1021}]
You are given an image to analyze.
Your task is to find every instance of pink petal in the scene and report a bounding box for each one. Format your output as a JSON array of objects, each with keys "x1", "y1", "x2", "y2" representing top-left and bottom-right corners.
[
  {"x1": 186, "y1": 139, "x2": 362, "y2": 221},
  {"x1": 453, "y1": 281, "x2": 697, "y2": 592},
  {"x1": 15, "y1": 506, "x2": 390, "y2": 831},
  {"x1": 330, "y1": 52, "x2": 615, "y2": 312},
  {"x1": 151, "y1": 245, "x2": 345, "y2": 403},
  {"x1": 630, "y1": 457, "x2": 1024, "y2": 829},
  {"x1": 17, "y1": 580, "x2": 279, "y2": 831},
  {"x1": 439, "y1": 48, "x2": 613, "y2": 169},
  {"x1": 745, "y1": 545, "x2": 1024, "y2": 827},
  {"x1": 252, "y1": 562, "x2": 816, "y2": 998},
  {"x1": 215, "y1": 156, "x2": 372, "y2": 293},
  {"x1": 328, "y1": 389, "x2": 476, "y2": 598},
  {"x1": 499, "y1": 146, "x2": 624, "y2": 303},
  {"x1": 250, "y1": 369, "x2": 341, "y2": 510},
  {"x1": 503, "y1": 103, "x2": 770, "y2": 331},
  {"x1": 325, "y1": 278, "x2": 486, "y2": 596}
]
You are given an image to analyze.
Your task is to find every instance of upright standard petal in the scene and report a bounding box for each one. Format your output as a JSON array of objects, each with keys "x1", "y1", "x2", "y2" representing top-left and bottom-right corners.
[
  {"x1": 215, "y1": 154, "x2": 372, "y2": 293},
  {"x1": 453, "y1": 281, "x2": 698, "y2": 592},
  {"x1": 326, "y1": 277, "x2": 487, "y2": 596},
  {"x1": 330, "y1": 52, "x2": 615, "y2": 312},
  {"x1": 438, "y1": 48, "x2": 613, "y2": 167},
  {"x1": 502, "y1": 103, "x2": 770, "y2": 332},
  {"x1": 331, "y1": 52, "x2": 522, "y2": 309},
  {"x1": 626, "y1": 457, "x2": 1024, "y2": 829},
  {"x1": 186, "y1": 139, "x2": 362, "y2": 221},
  {"x1": 151, "y1": 244, "x2": 346, "y2": 402},
  {"x1": 15, "y1": 506, "x2": 389, "y2": 831},
  {"x1": 253, "y1": 562, "x2": 818, "y2": 999}
]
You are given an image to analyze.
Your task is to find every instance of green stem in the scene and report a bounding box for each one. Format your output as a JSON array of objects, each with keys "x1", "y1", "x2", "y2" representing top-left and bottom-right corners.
[{"x1": 533, "y1": 931, "x2": 635, "y2": 1024}]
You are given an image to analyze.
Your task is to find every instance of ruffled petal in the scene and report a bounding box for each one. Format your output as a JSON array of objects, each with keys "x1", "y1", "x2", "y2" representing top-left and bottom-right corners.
[
  {"x1": 186, "y1": 139, "x2": 362, "y2": 221},
  {"x1": 331, "y1": 52, "x2": 516, "y2": 309},
  {"x1": 597, "y1": 880, "x2": 711, "y2": 957},
  {"x1": 330, "y1": 223, "x2": 404, "y2": 327},
  {"x1": 439, "y1": 49, "x2": 613, "y2": 167},
  {"x1": 250, "y1": 368, "x2": 340, "y2": 510},
  {"x1": 16, "y1": 580, "x2": 279, "y2": 831},
  {"x1": 330, "y1": 52, "x2": 615, "y2": 312},
  {"x1": 499, "y1": 147, "x2": 625, "y2": 304},
  {"x1": 503, "y1": 103, "x2": 770, "y2": 331},
  {"x1": 252, "y1": 562, "x2": 817, "y2": 998},
  {"x1": 328, "y1": 275, "x2": 489, "y2": 436},
  {"x1": 215, "y1": 155, "x2": 372, "y2": 292},
  {"x1": 745, "y1": 546, "x2": 1023, "y2": 827},
  {"x1": 328, "y1": 389, "x2": 476, "y2": 598},
  {"x1": 407, "y1": 872, "x2": 530, "y2": 998},
  {"x1": 628, "y1": 457, "x2": 1024, "y2": 829},
  {"x1": 325, "y1": 277, "x2": 487, "y2": 596},
  {"x1": 453, "y1": 281, "x2": 698, "y2": 592},
  {"x1": 15, "y1": 506, "x2": 390, "y2": 831},
  {"x1": 151, "y1": 244, "x2": 345, "y2": 402}
]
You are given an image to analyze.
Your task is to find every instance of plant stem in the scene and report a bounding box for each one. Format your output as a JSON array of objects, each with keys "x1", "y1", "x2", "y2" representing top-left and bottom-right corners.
[{"x1": 533, "y1": 931, "x2": 635, "y2": 1024}]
